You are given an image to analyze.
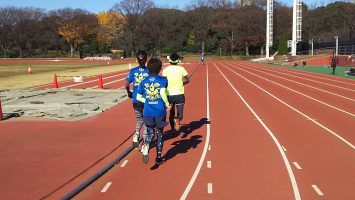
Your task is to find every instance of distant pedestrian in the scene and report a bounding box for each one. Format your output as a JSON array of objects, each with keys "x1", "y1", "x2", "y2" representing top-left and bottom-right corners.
[
  {"x1": 162, "y1": 52, "x2": 189, "y2": 131},
  {"x1": 330, "y1": 54, "x2": 339, "y2": 75},
  {"x1": 137, "y1": 58, "x2": 170, "y2": 165},
  {"x1": 125, "y1": 50, "x2": 149, "y2": 148},
  {"x1": 200, "y1": 53, "x2": 205, "y2": 64}
]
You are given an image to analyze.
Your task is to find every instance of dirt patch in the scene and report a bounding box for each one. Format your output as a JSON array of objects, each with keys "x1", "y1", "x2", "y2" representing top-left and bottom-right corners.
[{"x1": 0, "y1": 89, "x2": 127, "y2": 121}]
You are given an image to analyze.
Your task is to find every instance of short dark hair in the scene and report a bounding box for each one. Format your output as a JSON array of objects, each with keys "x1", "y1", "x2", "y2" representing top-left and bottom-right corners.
[
  {"x1": 136, "y1": 50, "x2": 148, "y2": 65},
  {"x1": 147, "y1": 58, "x2": 162, "y2": 75},
  {"x1": 170, "y1": 53, "x2": 179, "y2": 61}
]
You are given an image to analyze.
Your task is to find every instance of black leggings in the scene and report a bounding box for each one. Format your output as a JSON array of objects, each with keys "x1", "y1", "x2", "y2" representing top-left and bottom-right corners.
[{"x1": 168, "y1": 95, "x2": 185, "y2": 127}]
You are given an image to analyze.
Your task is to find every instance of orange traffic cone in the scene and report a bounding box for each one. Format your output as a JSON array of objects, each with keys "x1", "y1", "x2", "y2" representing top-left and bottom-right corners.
[
  {"x1": 98, "y1": 75, "x2": 104, "y2": 89},
  {"x1": 28, "y1": 67, "x2": 32, "y2": 75},
  {"x1": 53, "y1": 73, "x2": 58, "y2": 88},
  {"x1": 0, "y1": 97, "x2": 3, "y2": 121}
]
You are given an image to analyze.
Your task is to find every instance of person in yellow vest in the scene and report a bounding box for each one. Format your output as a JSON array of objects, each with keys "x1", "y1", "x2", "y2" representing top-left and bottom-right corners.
[{"x1": 162, "y1": 53, "x2": 189, "y2": 131}]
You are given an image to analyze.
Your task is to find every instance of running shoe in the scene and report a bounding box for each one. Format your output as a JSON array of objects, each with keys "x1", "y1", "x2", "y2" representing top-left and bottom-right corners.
[
  {"x1": 132, "y1": 132, "x2": 139, "y2": 148},
  {"x1": 142, "y1": 144, "x2": 149, "y2": 164},
  {"x1": 155, "y1": 157, "x2": 166, "y2": 165}
]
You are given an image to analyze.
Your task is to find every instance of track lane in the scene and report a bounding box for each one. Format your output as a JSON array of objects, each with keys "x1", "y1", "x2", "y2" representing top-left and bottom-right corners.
[
  {"x1": 247, "y1": 62, "x2": 355, "y2": 87},
  {"x1": 74, "y1": 62, "x2": 208, "y2": 200},
  {"x1": 214, "y1": 61, "x2": 355, "y2": 199},
  {"x1": 222, "y1": 62, "x2": 355, "y2": 146},
  {"x1": 238, "y1": 61, "x2": 355, "y2": 98},
  {"x1": 187, "y1": 64, "x2": 297, "y2": 199}
]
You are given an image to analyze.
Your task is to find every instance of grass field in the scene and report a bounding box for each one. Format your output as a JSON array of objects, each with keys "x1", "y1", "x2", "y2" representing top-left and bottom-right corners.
[{"x1": 0, "y1": 60, "x2": 133, "y2": 90}]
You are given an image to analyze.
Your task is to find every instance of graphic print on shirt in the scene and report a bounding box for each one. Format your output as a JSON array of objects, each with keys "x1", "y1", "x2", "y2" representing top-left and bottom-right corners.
[
  {"x1": 134, "y1": 68, "x2": 149, "y2": 86},
  {"x1": 144, "y1": 77, "x2": 161, "y2": 102}
]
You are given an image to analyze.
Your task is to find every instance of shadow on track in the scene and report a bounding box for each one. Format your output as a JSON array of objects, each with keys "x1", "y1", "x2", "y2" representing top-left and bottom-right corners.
[{"x1": 150, "y1": 118, "x2": 209, "y2": 170}]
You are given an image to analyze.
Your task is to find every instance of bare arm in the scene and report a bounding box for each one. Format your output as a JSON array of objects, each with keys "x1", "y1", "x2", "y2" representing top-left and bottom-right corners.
[{"x1": 125, "y1": 81, "x2": 133, "y2": 98}]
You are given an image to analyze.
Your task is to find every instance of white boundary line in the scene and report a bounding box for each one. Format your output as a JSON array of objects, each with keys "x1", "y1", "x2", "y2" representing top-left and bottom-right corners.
[
  {"x1": 251, "y1": 62, "x2": 355, "y2": 86},
  {"x1": 90, "y1": 77, "x2": 126, "y2": 89},
  {"x1": 62, "y1": 72, "x2": 128, "y2": 89},
  {"x1": 293, "y1": 162, "x2": 302, "y2": 170},
  {"x1": 224, "y1": 63, "x2": 355, "y2": 117},
  {"x1": 100, "y1": 182, "x2": 112, "y2": 193},
  {"x1": 220, "y1": 62, "x2": 355, "y2": 150},
  {"x1": 120, "y1": 160, "x2": 129, "y2": 167},
  {"x1": 180, "y1": 64, "x2": 211, "y2": 200},
  {"x1": 214, "y1": 63, "x2": 301, "y2": 200},
  {"x1": 234, "y1": 63, "x2": 355, "y2": 102},
  {"x1": 246, "y1": 63, "x2": 355, "y2": 92},
  {"x1": 311, "y1": 185, "x2": 324, "y2": 196},
  {"x1": 207, "y1": 183, "x2": 213, "y2": 194}
]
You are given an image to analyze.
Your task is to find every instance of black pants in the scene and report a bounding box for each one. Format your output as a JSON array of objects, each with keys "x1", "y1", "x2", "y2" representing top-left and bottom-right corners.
[
  {"x1": 332, "y1": 65, "x2": 336, "y2": 74},
  {"x1": 168, "y1": 94, "x2": 185, "y2": 128}
]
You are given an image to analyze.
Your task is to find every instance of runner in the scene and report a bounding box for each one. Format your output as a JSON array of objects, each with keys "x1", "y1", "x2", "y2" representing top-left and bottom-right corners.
[
  {"x1": 162, "y1": 52, "x2": 189, "y2": 131},
  {"x1": 137, "y1": 58, "x2": 170, "y2": 165},
  {"x1": 125, "y1": 50, "x2": 149, "y2": 148}
]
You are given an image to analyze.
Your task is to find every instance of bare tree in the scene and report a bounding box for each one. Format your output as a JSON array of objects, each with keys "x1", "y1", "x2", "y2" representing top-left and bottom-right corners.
[{"x1": 112, "y1": 0, "x2": 154, "y2": 56}]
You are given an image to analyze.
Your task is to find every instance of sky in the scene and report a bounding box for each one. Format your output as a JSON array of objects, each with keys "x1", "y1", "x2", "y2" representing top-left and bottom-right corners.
[{"x1": 0, "y1": 0, "x2": 332, "y2": 13}]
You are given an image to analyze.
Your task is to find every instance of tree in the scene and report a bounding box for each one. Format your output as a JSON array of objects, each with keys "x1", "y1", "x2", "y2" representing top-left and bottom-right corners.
[
  {"x1": 97, "y1": 11, "x2": 125, "y2": 48},
  {"x1": 112, "y1": 0, "x2": 154, "y2": 56},
  {"x1": 57, "y1": 9, "x2": 99, "y2": 57},
  {"x1": 278, "y1": 35, "x2": 288, "y2": 55}
]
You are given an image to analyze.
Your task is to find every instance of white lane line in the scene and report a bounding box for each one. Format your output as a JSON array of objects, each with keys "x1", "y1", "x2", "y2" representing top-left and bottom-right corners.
[
  {"x1": 293, "y1": 162, "x2": 302, "y2": 170},
  {"x1": 180, "y1": 64, "x2": 211, "y2": 200},
  {"x1": 207, "y1": 183, "x2": 213, "y2": 194},
  {"x1": 90, "y1": 77, "x2": 126, "y2": 89},
  {"x1": 63, "y1": 72, "x2": 128, "y2": 89},
  {"x1": 208, "y1": 145, "x2": 211, "y2": 151},
  {"x1": 120, "y1": 160, "x2": 129, "y2": 167},
  {"x1": 253, "y1": 62, "x2": 355, "y2": 86},
  {"x1": 311, "y1": 185, "x2": 324, "y2": 196},
  {"x1": 101, "y1": 182, "x2": 112, "y2": 193},
  {"x1": 214, "y1": 63, "x2": 301, "y2": 200},
  {"x1": 207, "y1": 161, "x2": 212, "y2": 168},
  {"x1": 226, "y1": 63, "x2": 355, "y2": 117},
  {"x1": 221, "y1": 63, "x2": 355, "y2": 150},
  {"x1": 282, "y1": 146, "x2": 287, "y2": 152},
  {"x1": 248, "y1": 63, "x2": 355, "y2": 92},
  {"x1": 235, "y1": 63, "x2": 355, "y2": 102}
]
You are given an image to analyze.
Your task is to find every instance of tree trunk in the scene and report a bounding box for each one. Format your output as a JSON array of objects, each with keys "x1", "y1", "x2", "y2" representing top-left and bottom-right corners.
[
  {"x1": 260, "y1": 44, "x2": 264, "y2": 55},
  {"x1": 349, "y1": 26, "x2": 353, "y2": 42},
  {"x1": 245, "y1": 42, "x2": 249, "y2": 56},
  {"x1": 70, "y1": 43, "x2": 74, "y2": 58},
  {"x1": 19, "y1": 47, "x2": 22, "y2": 58}
]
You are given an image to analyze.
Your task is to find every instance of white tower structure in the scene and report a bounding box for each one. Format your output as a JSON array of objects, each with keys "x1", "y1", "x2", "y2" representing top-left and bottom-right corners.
[
  {"x1": 291, "y1": 0, "x2": 302, "y2": 56},
  {"x1": 266, "y1": 0, "x2": 273, "y2": 58}
]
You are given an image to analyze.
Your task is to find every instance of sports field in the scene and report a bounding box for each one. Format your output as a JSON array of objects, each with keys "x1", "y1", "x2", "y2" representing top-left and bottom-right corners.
[{"x1": 0, "y1": 58, "x2": 354, "y2": 200}]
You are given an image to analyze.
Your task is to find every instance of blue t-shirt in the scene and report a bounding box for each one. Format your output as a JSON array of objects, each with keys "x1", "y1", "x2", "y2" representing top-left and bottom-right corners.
[
  {"x1": 137, "y1": 75, "x2": 168, "y2": 117},
  {"x1": 126, "y1": 66, "x2": 149, "y2": 103}
]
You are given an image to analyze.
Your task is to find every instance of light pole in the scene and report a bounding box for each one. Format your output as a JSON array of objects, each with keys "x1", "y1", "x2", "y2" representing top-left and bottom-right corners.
[{"x1": 335, "y1": 36, "x2": 338, "y2": 55}]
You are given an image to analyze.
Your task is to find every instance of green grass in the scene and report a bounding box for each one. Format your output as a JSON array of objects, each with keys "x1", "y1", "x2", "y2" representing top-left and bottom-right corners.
[{"x1": 269, "y1": 64, "x2": 355, "y2": 80}]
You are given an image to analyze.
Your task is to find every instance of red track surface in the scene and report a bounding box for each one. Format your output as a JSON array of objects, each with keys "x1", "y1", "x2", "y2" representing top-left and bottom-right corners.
[{"x1": 0, "y1": 61, "x2": 354, "y2": 200}]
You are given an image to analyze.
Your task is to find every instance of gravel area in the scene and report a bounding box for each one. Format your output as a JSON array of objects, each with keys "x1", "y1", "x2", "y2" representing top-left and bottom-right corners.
[{"x1": 0, "y1": 89, "x2": 127, "y2": 121}]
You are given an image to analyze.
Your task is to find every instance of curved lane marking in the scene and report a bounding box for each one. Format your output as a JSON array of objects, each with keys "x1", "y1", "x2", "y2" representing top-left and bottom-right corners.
[
  {"x1": 225, "y1": 63, "x2": 355, "y2": 117},
  {"x1": 220, "y1": 62, "x2": 355, "y2": 150},
  {"x1": 214, "y1": 63, "x2": 301, "y2": 200},
  {"x1": 180, "y1": 64, "x2": 211, "y2": 200}
]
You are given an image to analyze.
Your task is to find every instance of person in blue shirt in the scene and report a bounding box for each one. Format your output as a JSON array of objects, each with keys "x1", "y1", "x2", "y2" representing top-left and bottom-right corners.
[
  {"x1": 137, "y1": 58, "x2": 170, "y2": 165},
  {"x1": 125, "y1": 50, "x2": 149, "y2": 148}
]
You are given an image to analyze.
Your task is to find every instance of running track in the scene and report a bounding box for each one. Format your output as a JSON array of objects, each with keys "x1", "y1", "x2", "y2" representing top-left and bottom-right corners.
[{"x1": 0, "y1": 61, "x2": 354, "y2": 199}]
